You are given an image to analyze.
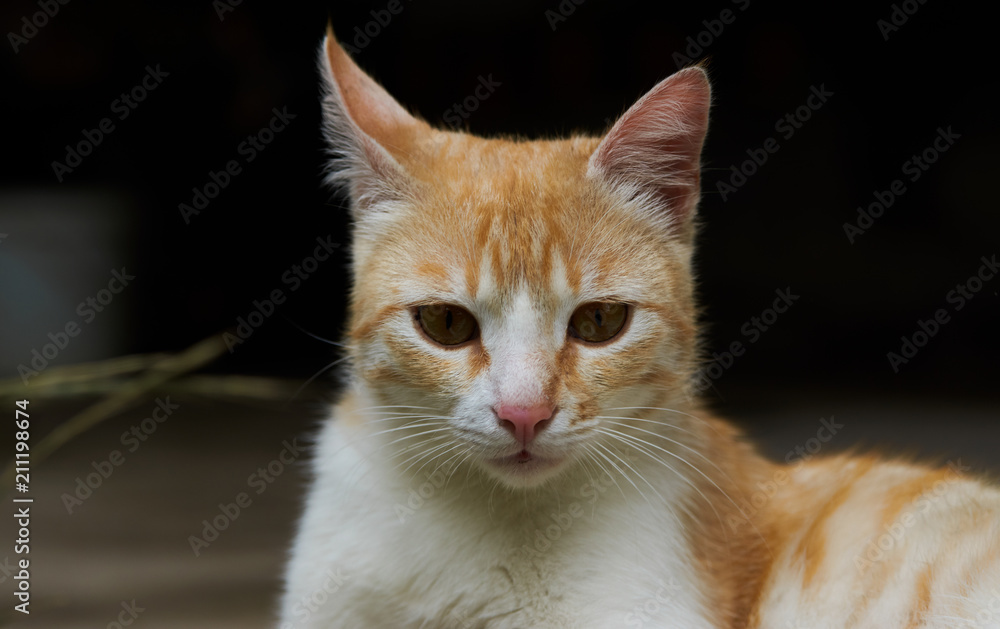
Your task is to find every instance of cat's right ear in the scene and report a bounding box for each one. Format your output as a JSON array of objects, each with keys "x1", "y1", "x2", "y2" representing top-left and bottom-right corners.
[
  {"x1": 319, "y1": 26, "x2": 423, "y2": 213},
  {"x1": 587, "y1": 67, "x2": 711, "y2": 240}
]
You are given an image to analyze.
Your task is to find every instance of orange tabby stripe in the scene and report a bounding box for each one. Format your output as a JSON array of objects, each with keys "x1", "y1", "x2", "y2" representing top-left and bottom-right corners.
[
  {"x1": 797, "y1": 458, "x2": 874, "y2": 588},
  {"x1": 878, "y1": 466, "x2": 957, "y2": 531},
  {"x1": 905, "y1": 565, "x2": 935, "y2": 629}
]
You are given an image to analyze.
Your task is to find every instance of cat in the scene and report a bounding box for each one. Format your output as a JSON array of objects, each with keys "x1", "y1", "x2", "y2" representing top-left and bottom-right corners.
[{"x1": 279, "y1": 25, "x2": 1000, "y2": 629}]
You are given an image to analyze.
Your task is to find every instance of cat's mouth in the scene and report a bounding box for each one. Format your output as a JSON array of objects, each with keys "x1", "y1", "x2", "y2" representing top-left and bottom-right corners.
[
  {"x1": 485, "y1": 449, "x2": 565, "y2": 483},
  {"x1": 492, "y1": 449, "x2": 542, "y2": 464}
]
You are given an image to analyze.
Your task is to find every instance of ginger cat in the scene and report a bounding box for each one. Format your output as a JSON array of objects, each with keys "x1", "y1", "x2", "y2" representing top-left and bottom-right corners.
[{"x1": 279, "y1": 27, "x2": 1000, "y2": 628}]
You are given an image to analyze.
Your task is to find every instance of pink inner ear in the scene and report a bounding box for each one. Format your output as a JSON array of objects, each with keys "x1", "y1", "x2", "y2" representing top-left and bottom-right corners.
[
  {"x1": 324, "y1": 29, "x2": 423, "y2": 174},
  {"x1": 590, "y1": 67, "x2": 711, "y2": 227}
]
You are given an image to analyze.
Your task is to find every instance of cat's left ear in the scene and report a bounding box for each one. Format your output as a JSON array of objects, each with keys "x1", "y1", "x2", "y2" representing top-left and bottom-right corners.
[
  {"x1": 319, "y1": 25, "x2": 426, "y2": 213},
  {"x1": 587, "y1": 67, "x2": 711, "y2": 238}
]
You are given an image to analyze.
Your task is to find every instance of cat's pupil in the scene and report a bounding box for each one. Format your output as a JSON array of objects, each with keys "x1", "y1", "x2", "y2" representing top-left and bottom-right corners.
[
  {"x1": 415, "y1": 304, "x2": 478, "y2": 346},
  {"x1": 569, "y1": 302, "x2": 627, "y2": 343}
]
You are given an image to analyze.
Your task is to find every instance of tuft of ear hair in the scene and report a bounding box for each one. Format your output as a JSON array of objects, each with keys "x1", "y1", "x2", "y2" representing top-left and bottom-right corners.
[{"x1": 587, "y1": 66, "x2": 711, "y2": 237}]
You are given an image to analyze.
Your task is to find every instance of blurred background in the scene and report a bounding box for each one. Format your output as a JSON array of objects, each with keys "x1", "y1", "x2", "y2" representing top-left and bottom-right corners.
[{"x1": 1, "y1": 1, "x2": 997, "y2": 627}]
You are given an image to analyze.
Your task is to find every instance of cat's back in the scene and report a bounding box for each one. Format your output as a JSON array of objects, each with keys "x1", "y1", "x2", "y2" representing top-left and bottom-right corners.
[{"x1": 745, "y1": 453, "x2": 1000, "y2": 628}]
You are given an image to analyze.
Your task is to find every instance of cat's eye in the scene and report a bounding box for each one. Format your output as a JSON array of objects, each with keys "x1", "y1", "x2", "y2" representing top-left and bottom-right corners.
[
  {"x1": 569, "y1": 302, "x2": 629, "y2": 344},
  {"x1": 415, "y1": 304, "x2": 478, "y2": 346}
]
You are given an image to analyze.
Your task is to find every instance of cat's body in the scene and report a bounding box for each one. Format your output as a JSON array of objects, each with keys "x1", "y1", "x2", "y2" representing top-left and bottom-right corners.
[{"x1": 279, "y1": 28, "x2": 1000, "y2": 629}]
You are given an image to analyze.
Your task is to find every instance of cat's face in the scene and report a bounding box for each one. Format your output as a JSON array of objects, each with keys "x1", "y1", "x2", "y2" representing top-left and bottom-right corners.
[{"x1": 322, "y1": 31, "x2": 710, "y2": 488}]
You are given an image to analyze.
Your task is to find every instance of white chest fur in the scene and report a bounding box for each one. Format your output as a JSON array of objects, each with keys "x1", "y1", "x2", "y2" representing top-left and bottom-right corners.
[{"x1": 280, "y1": 391, "x2": 715, "y2": 629}]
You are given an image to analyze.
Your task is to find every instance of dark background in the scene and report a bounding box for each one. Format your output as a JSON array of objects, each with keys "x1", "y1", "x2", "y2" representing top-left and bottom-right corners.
[{"x1": 2, "y1": 0, "x2": 997, "y2": 407}]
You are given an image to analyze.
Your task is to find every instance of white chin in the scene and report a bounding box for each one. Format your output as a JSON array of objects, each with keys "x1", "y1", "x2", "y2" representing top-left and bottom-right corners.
[{"x1": 482, "y1": 451, "x2": 568, "y2": 488}]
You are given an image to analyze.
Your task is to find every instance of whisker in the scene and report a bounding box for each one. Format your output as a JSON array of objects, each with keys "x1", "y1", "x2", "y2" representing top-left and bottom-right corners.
[
  {"x1": 413, "y1": 441, "x2": 469, "y2": 480},
  {"x1": 589, "y1": 439, "x2": 687, "y2": 556},
  {"x1": 595, "y1": 427, "x2": 711, "y2": 526},
  {"x1": 597, "y1": 425, "x2": 733, "y2": 505},
  {"x1": 587, "y1": 441, "x2": 651, "y2": 508},
  {"x1": 282, "y1": 315, "x2": 347, "y2": 348},
  {"x1": 285, "y1": 356, "x2": 351, "y2": 403},
  {"x1": 604, "y1": 406, "x2": 731, "y2": 439},
  {"x1": 379, "y1": 427, "x2": 455, "y2": 449},
  {"x1": 594, "y1": 414, "x2": 697, "y2": 437},
  {"x1": 597, "y1": 418, "x2": 728, "y2": 478},
  {"x1": 580, "y1": 447, "x2": 628, "y2": 505},
  {"x1": 392, "y1": 437, "x2": 456, "y2": 477},
  {"x1": 361, "y1": 415, "x2": 454, "y2": 426},
  {"x1": 594, "y1": 440, "x2": 666, "y2": 507},
  {"x1": 400, "y1": 441, "x2": 458, "y2": 478},
  {"x1": 354, "y1": 405, "x2": 438, "y2": 411},
  {"x1": 323, "y1": 417, "x2": 444, "y2": 461},
  {"x1": 595, "y1": 426, "x2": 736, "y2": 541},
  {"x1": 363, "y1": 423, "x2": 449, "y2": 441},
  {"x1": 438, "y1": 446, "x2": 474, "y2": 487}
]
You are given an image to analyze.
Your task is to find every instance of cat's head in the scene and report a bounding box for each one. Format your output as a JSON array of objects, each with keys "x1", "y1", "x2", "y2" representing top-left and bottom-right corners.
[{"x1": 320, "y1": 29, "x2": 710, "y2": 489}]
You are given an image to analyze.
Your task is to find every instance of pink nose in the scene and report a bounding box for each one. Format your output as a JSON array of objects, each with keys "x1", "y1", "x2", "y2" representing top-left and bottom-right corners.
[{"x1": 496, "y1": 403, "x2": 554, "y2": 446}]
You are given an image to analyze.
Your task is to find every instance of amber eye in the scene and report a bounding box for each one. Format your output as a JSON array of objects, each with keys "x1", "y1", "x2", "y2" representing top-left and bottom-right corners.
[
  {"x1": 569, "y1": 302, "x2": 628, "y2": 343},
  {"x1": 415, "y1": 304, "x2": 478, "y2": 346}
]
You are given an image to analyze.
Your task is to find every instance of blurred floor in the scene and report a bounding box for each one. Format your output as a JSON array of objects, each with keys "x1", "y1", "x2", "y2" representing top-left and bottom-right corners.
[
  {"x1": 1, "y1": 396, "x2": 319, "y2": 629},
  {"x1": 1, "y1": 390, "x2": 997, "y2": 628}
]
